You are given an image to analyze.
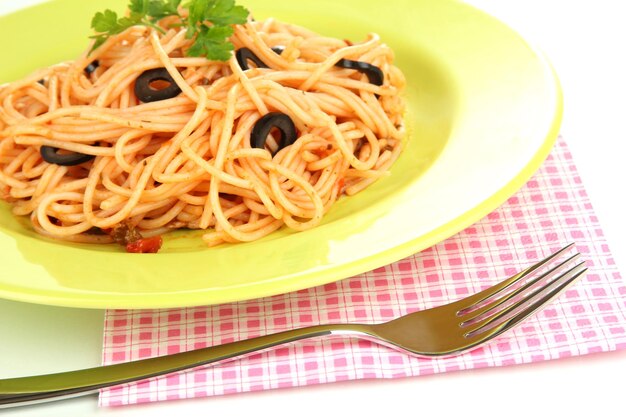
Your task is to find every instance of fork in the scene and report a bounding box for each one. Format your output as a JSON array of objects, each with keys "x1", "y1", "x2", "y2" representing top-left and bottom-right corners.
[{"x1": 0, "y1": 243, "x2": 587, "y2": 408}]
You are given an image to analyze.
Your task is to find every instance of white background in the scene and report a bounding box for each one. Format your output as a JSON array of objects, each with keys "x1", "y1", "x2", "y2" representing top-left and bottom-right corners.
[{"x1": 1, "y1": 0, "x2": 625, "y2": 416}]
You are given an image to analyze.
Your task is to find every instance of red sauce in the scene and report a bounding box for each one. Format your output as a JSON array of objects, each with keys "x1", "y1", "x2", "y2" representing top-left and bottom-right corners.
[{"x1": 125, "y1": 236, "x2": 163, "y2": 253}]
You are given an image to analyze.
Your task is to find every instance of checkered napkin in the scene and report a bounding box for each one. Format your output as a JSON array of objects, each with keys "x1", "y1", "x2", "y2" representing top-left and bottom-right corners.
[{"x1": 99, "y1": 136, "x2": 626, "y2": 406}]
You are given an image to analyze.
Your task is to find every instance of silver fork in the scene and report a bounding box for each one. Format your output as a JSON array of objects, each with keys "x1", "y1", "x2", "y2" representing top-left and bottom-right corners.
[{"x1": 0, "y1": 243, "x2": 586, "y2": 408}]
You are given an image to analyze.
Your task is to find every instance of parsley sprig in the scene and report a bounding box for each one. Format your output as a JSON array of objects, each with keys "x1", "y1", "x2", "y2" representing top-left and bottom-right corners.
[{"x1": 90, "y1": 0, "x2": 249, "y2": 61}]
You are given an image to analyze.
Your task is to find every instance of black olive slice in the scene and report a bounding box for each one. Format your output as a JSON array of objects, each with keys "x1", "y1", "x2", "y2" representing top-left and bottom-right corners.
[
  {"x1": 85, "y1": 60, "x2": 99, "y2": 75},
  {"x1": 251, "y1": 112, "x2": 297, "y2": 155},
  {"x1": 40, "y1": 146, "x2": 95, "y2": 166},
  {"x1": 335, "y1": 58, "x2": 384, "y2": 86},
  {"x1": 235, "y1": 47, "x2": 271, "y2": 71},
  {"x1": 271, "y1": 46, "x2": 285, "y2": 55},
  {"x1": 134, "y1": 68, "x2": 182, "y2": 103}
]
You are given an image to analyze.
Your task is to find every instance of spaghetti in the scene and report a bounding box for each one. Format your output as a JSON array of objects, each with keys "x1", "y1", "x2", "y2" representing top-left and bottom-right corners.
[{"x1": 0, "y1": 14, "x2": 406, "y2": 252}]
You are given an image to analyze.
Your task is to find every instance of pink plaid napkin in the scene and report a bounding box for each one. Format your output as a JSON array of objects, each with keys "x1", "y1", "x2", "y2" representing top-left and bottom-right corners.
[{"x1": 99, "y1": 136, "x2": 626, "y2": 406}]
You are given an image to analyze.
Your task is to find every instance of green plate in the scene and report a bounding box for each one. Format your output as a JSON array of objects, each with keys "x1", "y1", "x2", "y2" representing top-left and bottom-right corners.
[{"x1": 0, "y1": 0, "x2": 562, "y2": 309}]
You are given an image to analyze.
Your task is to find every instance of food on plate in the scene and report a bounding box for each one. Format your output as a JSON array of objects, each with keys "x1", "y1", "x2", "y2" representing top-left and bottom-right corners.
[{"x1": 0, "y1": 0, "x2": 406, "y2": 252}]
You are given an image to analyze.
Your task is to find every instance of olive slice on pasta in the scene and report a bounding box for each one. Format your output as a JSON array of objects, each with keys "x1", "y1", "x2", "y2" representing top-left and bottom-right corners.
[
  {"x1": 271, "y1": 46, "x2": 285, "y2": 54},
  {"x1": 335, "y1": 58, "x2": 384, "y2": 86},
  {"x1": 251, "y1": 112, "x2": 297, "y2": 155},
  {"x1": 84, "y1": 60, "x2": 99, "y2": 75},
  {"x1": 235, "y1": 47, "x2": 271, "y2": 70},
  {"x1": 134, "y1": 68, "x2": 182, "y2": 103},
  {"x1": 40, "y1": 146, "x2": 95, "y2": 166},
  {"x1": 235, "y1": 47, "x2": 287, "y2": 71}
]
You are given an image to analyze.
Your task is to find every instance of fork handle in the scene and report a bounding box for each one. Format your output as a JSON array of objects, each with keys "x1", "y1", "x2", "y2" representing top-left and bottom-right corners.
[{"x1": 0, "y1": 323, "x2": 371, "y2": 408}]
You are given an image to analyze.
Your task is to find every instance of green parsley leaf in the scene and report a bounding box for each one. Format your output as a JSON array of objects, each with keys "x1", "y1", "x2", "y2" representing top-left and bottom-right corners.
[
  {"x1": 91, "y1": 10, "x2": 120, "y2": 33},
  {"x1": 119, "y1": 13, "x2": 144, "y2": 29},
  {"x1": 205, "y1": 0, "x2": 249, "y2": 26},
  {"x1": 147, "y1": 0, "x2": 182, "y2": 21},
  {"x1": 90, "y1": 9, "x2": 144, "y2": 53},
  {"x1": 185, "y1": 0, "x2": 208, "y2": 30},
  {"x1": 186, "y1": 25, "x2": 234, "y2": 61},
  {"x1": 129, "y1": 0, "x2": 150, "y2": 14},
  {"x1": 91, "y1": 10, "x2": 142, "y2": 36},
  {"x1": 90, "y1": 0, "x2": 249, "y2": 61}
]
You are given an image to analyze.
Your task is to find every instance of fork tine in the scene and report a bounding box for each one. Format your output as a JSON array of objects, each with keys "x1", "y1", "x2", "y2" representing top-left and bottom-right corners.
[
  {"x1": 458, "y1": 252, "x2": 582, "y2": 324},
  {"x1": 463, "y1": 262, "x2": 587, "y2": 339},
  {"x1": 453, "y1": 243, "x2": 576, "y2": 312}
]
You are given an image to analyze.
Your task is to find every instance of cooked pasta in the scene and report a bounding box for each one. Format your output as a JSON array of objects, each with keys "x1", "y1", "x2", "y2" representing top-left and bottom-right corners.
[{"x1": 0, "y1": 13, "x2": 406, "y2": 252}]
